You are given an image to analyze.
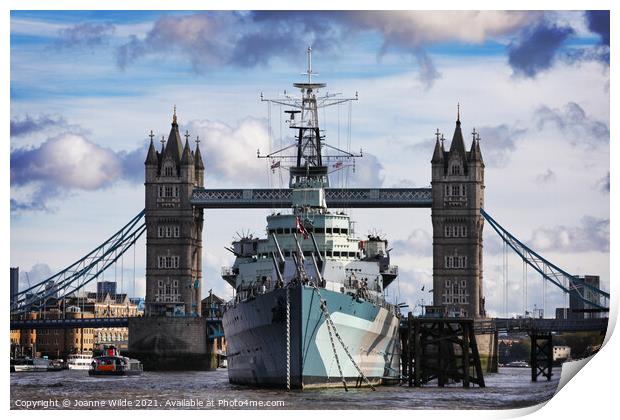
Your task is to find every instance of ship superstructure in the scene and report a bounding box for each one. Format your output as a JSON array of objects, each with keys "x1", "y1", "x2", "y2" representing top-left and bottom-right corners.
[{"x1": 221, "y1": 48, "x2": 401, "y2": 389}]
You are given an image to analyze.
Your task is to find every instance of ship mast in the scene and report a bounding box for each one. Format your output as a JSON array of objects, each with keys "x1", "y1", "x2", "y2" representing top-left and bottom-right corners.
[{"x1": 259, "y1": 47, "x2": 360, "y2": 190}]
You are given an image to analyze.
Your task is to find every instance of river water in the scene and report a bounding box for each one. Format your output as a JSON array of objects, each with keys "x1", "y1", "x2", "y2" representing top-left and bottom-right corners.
[{"x1": 11, "y1": 367, "x2": 560, "y2": 410}]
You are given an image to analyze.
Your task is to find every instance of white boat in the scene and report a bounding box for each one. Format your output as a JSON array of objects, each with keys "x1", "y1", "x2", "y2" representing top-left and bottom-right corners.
[
  {"x1": 11, "y1": 358, "x2": 50, "y2": 372},
  {"x1": 67, "y1": 353, "x2": 93, "y2": 370}
]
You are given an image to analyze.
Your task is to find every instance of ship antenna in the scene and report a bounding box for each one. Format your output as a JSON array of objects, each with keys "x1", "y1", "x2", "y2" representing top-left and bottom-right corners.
[{"x1": 303, "y1": 46, "x2": 315, "y2": 83}]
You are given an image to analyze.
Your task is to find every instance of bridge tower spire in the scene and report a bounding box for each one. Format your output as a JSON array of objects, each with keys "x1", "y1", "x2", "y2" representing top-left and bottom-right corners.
[
  {"x1": 431, "y1": 110, "x2": 486, "y2": 319},
  {"x1": 144, "y1": 108, "x2": 203, "y2": 317}
]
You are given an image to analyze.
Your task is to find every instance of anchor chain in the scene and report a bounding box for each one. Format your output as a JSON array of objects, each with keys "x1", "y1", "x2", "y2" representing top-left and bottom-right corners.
[
  {"x1": 314, "y1": 286, "x2": 376, "y2": 391},
  {"x1": 286, "y1": 286, "x2": 291, "y2": 391},
  {"x1": 322, "y1": 299, "x2": 348, "y2": 391}
]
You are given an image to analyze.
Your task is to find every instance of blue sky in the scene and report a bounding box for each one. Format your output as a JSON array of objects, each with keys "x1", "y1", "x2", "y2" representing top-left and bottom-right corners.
[{"x1": 10, "y1": 10, "x2": 610, "y2": 317}]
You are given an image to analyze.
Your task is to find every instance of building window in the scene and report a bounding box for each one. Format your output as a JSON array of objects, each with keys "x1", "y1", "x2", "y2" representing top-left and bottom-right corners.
[
  {"x1": 158, "y1": 256, "x2": 180, "y2": 269},
  {"x1": 443, "y1": 279, "x2": 469, "y2": 304},
  {"x1": 445, "y1": 224, "x2": 468, "y2": 237},
  {"x1": 445, "y1": 255, "x2": 468, "y2": 269},
  {"x1": 158, "y1": 225, "x2": 180, "y2": 238},
  {"x1": 164, "y1": 165, "x2": 174, "y2": 177},
  {"x1": 446, "y1": 184, "x2": 466, "y2": 197},
  {"x1": 451, "y1": 164, "x2": 461, "y2": 175}
]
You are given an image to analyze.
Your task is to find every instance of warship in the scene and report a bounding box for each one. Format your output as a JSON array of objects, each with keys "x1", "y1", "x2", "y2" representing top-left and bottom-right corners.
[{"x1": 221, "y1": 48, "x2": 401, "y2": 389}]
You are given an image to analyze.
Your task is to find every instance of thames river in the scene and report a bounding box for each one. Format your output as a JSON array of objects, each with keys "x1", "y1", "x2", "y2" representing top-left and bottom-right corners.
[{"x1": 11, "y1": 367, "x2": 560, "y2": 410}]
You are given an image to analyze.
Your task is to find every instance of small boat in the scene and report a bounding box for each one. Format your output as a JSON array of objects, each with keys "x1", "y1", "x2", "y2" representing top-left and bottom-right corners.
[
  {"x1": 88, "y1": 346, "x2": 142, "y2": 376},
  {"x1": 67, "y1": 353, "x2": 93, "y2": 370},
  {"x1": 217, "y1": 350, "x2": 227, "y2": 368},
  {"x1": 47, "y1": 359, "x2": 66, "y2": 371},
  {"x1": 505, "y1": 360, "x2": 530, "y2": 368},
  {"x1": 11, "y1": 357, "x2": 50, "y2": 372}
]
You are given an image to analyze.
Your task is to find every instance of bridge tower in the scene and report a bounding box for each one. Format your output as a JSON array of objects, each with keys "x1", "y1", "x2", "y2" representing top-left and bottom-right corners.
[
  {"x1": 431, "y1": 108, "x2": 486, "y2": 318},
  {"x1": 144, "y1": 108, "x2": 205, "y2": 317}
]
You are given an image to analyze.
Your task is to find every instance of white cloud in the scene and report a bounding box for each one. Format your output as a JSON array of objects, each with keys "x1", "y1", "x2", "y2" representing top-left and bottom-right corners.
[
  {"x1": 348, "y1": 11, "x2": 540, "y2": 46},
  {"x1": 393, "y1": 229, "x2": 432, "y2": 257},
  {"x1": 530, "y1": 216, "x2": 609, "y2": 253},
  {"x1": 11, "y1": 133, "x2": 121, "y2": 190},
  {"x1": 187, "y1": 118, "x2": 271, "y2": 185}
]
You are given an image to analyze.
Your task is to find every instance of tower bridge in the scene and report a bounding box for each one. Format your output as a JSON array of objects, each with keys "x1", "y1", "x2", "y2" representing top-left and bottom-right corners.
[{"x1": 10, "y1": 108, "x2": 609, "y2": 376}]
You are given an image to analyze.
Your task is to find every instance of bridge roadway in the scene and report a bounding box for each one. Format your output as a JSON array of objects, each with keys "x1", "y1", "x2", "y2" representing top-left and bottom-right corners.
[
  {"x1": 474, "y1": 317, "x2": 608, "y2": 334},
  {"x1": 13, "y1": 315, "x2": 607, "y2": 335},
  {"x1": 10, "y1": 317, "x2": 225, "y2": 339},
  {"x1": 190, "y1": 187, "x2": 433, "y2": 208},
  {"x1": 398, "y1": 317, "x2": 608, "y2": 334}
]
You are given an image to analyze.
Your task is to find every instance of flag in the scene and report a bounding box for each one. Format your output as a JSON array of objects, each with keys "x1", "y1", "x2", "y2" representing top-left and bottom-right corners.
[
  {"x1": 296, "y1": 216, "x2": 309, "y2": 239},
  {"x1": 271, "y1": 160, "x2": 281, "y2": 169},
  {"x1": 333, "y1": 161, "x2": 343, "y2": 169}
]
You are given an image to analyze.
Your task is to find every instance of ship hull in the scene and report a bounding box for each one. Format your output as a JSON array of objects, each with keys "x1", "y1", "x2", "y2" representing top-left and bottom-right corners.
[{"x1": 222, "y1": 285, "x2": 401, "y2": 389}]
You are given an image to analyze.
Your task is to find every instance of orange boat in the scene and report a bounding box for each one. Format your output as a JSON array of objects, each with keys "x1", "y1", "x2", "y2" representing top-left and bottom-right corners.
[{"x1": 88, "y1": 346, "x2": 143, "y2": 376}]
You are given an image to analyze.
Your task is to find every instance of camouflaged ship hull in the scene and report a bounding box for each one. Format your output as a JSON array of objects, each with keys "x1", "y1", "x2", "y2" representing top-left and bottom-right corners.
[{"x1": 223, "y1": 284, "x2": 401, "y2": 389}]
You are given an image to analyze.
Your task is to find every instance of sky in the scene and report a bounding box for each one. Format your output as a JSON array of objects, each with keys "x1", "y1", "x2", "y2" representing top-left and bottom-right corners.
[{"x1": 9, "y1": 10, "x2": 610, "y2": 318}]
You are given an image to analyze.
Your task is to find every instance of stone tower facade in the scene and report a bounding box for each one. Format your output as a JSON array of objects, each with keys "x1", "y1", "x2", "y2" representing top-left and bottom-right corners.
[
  {"x1": 144, "y1": 109, "x2": 205, "y2": 317},
  {"x1": 431, "y1": 112, "x2": 486, "y2": 318}
]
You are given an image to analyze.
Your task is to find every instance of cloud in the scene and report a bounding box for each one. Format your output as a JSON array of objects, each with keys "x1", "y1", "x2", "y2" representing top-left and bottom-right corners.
[
  {"x1": 508, "y1": 21, "x2": 574, "y2": 77},
  {"x1": 185, "y1": 116, "x2": 384, "y2": 187},
  {"x1": 477, "y1": 123, "x2": 527, "y2": 167},
  {"x1": 230, "y1": 11, "x2": 344, "y2": 67},
  {"x1": 11, "y1": 133, "x2": 122, "y2": 190},
  {"x1": 529, "y1": 216, "x2": 609, "y2": 253},
  {"x1": 570, "y1": 11, "x2": 610, "y2": 64},
  {"x1": 345, "y1": 153, "x2": 384, "y2": 188},
  {"x1": 392, "y1": 229, "x2": 432, "y2": 257},
  {"x1": 585, "y1": 11, "x2": 609, "y2": 46},
  {"x1": 18, "y1": 263, "x2": 53, "y2": 291},
  {"x1": 596, "y1": 172, "x2": 610, "y2": 194},
  {"x1": 535, "y1": 169, "x2": 556, "y2": 184},
  {"x1": 187, "y1": 118, "x2": 271, "y2": 184},
  {"x1": 390, "y1": 179, "x2": 417, "y2": 188},
  {"x1": 115, "y1": 11, "x2": 537, "y2": 87},
  {"x1": 484, "y1": 234, "x2": 505, "y2": 256},
  {"x1": 117, "y1": 147, "x2": 147, "y2": 183},
  {"x1": 534, "y1": 102, "x2": 609, "y2": 148},
  {"x1": 345, "y1": 11, "x2": 538, "y2": 45},
  {"x1": 414, "y1": 48, "x2": 441, "y2": 89},
  {"x1": 55, "y1": 22, "x2": 116, "y2": 49},
  {"x1": 10, "y1": 132, "x2": 144, "y2": 212},
  {"x1": 11, "y1": 114, "x2": 66, "y2": 137},
  {"x1": 10, "y1": 197, "x2": 51, "y2": 213},
  {"x1": 116, "y1": 12, "x2": 344, "y2": 72},
  {"x1": 116, "y1": 13, "x2": 235, "y2": 70}
]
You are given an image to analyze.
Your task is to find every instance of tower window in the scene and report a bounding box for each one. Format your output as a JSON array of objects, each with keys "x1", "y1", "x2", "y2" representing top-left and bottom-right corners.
[
  {"x1": 158, "y1": 224, "x2": 180, "y2": 238},
  {"x1": 445, "y1": 255, "x2": 467, "y2": 269},
  {"x1": 445, "y1": 224, "x2": 467, "y2": 237},
  {"x1": 446, "y1": 184, "x2": 465, "y2": 196},
  {"x1": 442, "y1": 279, "x2": 469, "y2": 304},
  {"x1": 164, "y1": 165, "x2": 174, "y2": 177},
  {"x1": 451, "y1": 164, "x2": 461, "y2": 175},
  {"x1": 158, "y1": 256, "x2": 180, "y2": 269}
]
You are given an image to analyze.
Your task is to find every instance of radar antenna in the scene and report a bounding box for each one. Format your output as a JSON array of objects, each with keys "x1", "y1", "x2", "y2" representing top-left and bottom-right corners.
[{"x1": 259, "y1": 47, "x2": 362, "y2": 189}]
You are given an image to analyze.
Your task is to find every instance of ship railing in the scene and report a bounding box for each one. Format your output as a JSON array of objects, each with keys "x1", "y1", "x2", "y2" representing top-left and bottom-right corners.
[
  {"x1": 384, "y1": 265, "x2": 399, "y2": 275},
  {"x1": 221, "y1": 266, "x2": 237, "y2": 277},
  {"x1": 341, "y1": 286, "x2": 397, "y2": 314}
]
